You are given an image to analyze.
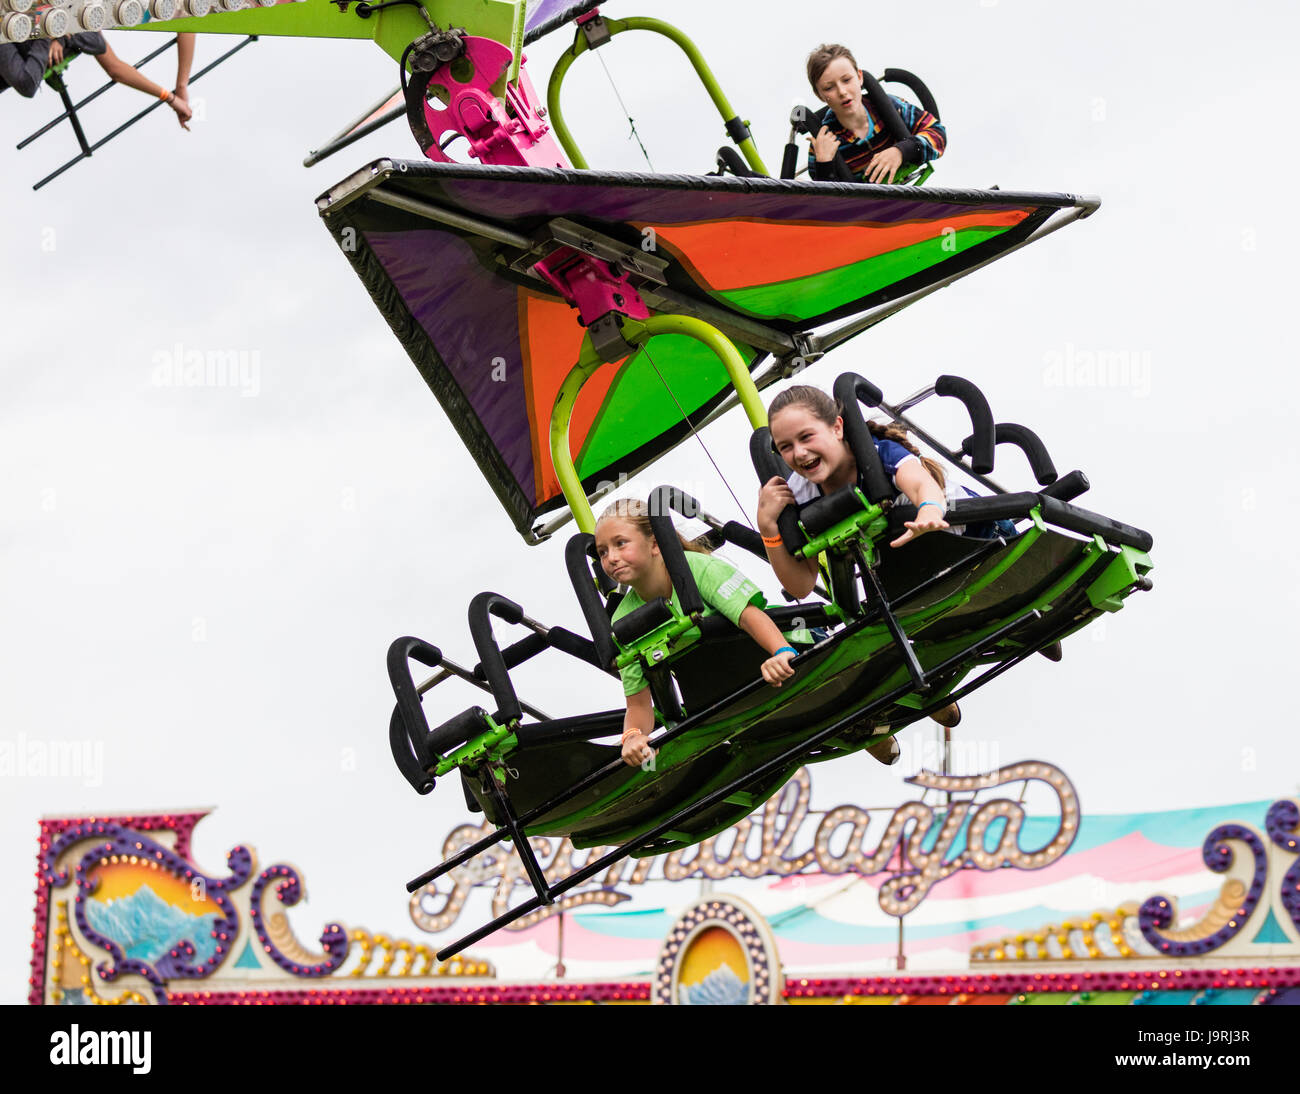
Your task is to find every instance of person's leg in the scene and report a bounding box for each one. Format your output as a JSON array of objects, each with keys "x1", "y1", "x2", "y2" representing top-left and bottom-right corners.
[{"x1": 0, "y1": 40, "x2": 52, "y2": 98}]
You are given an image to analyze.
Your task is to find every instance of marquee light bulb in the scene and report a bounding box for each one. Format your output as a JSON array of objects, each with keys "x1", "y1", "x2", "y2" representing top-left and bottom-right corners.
[
  {"x1": 1, "y1": 10, "x2": 31, "y2": 37},
  {"x1": 113, "y1": 0, "x2": 142, "y2": 24}
]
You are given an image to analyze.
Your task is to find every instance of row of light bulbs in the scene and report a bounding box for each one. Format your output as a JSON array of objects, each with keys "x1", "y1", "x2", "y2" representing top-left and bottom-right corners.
[{"x1": 0, "y1": 0, "x2": 277, "y2": 44}]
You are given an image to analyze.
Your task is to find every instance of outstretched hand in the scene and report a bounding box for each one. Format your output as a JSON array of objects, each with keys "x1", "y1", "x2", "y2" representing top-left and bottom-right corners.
[{"x1": 889, "y1": 507, "x2": 949, "y2": 548}]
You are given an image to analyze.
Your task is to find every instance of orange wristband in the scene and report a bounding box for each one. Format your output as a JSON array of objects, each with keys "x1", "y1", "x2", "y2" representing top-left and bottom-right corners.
[
  {"x1": 621, "y1": 727, "x2": 646, "y2": 744},
  {"x1": 761, "y1": 534, "x2": 783, "y2": 548},
  {"x1": 160, "y1": 89, "x2": 172, "y2": 102}
]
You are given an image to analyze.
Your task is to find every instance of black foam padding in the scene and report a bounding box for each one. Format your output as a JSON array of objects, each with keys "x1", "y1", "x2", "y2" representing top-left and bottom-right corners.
[
  {"x1": 1039, "y1": 496, "x2": 1153, "y2": 552},
  {"x1": 722, "y1": 521, "x2": 767, "y2": 559},
  {"x1": 477, "y1": 631, "x2": 548, "y2": 678},
  {"x1": 861, "y1": 70, "x2": 913, "y2": 146},
  {"x1": 780, "y1": 143, "x2": 799, "y2": 180},
  {"x1": 881, "y1": 68, "x2": 940, "y2": 120},
  {"x1": 460, "y1": 770, "x2": 483, "y2": 812},
  {"x1": 426, "y1": 705, "x2": 490, "y2": 758},
  {"x1": 467, "y1": 592, "x2": 524, "y2": 724},
  {"x1": 833, "y1": 372, "x2": 892, "y2": 504},
  {"x1": 963, "y1": 422, "x2": 1057, "y2": 486},
  {"x1": 648, "y1": 485, "x2": 703, "y2": 617},
  {"x1": 799, "y1": 484, "x2": 867, "y2": 538},
  {"x1": 389, "y1": 705, "x2": 434, "y2": 795},
  {"x1": 1040, "y1": 470, "x2": 1089, "y2": 502},
  {"x1": 894, "y1": 491, "x2": 1042, "y2": 528},
  {"x1": 612, "y1": 597, "x2": 672, "y2": 645},
  {"x1": 565, "y1": 532, "x2": 618, "y2": 669},
  {"x1": 935, "y1": 375, "x2": 995, "y2": 473},
  {"x1": 545, "y1": 626, "x2": 604, "y2": 669},
  {"x1": 716, "y1": 145, "x2": 758, "y2": 178},
  {"x1": 387, "y1": 635, "x2": 442, "y2": 769}
]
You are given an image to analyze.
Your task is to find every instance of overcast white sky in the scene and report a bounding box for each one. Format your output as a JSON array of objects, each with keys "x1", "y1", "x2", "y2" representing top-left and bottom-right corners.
[{"x1": 2, "y1": 0, "x2": 1297, "y2": 998}]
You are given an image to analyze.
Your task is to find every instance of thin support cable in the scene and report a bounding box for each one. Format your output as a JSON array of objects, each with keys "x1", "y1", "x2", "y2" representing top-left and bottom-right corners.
[{"x1": 595, "y1": 49, "x2": 654, "y2": 171}]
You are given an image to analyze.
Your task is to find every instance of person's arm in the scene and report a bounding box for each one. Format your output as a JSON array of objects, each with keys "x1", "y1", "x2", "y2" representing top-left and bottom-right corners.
[
  {"x1": 0, "y1": 40, "x2": 51, "y2": 98},
  {"x1": 94, "y1": 43, "x2": 192, "y2": 129},
  {"x1": 890, "y1": 458, "x2": 949, "y2": 547},
  {"x1": 862, "y1": 96, "x2": 945, "y2": 182},
  {"x1": 173, "y1": 32, "x2": 195, "y2": 102},
  {"x1": 737, "y1": 604, "x2": 798, "y2": 687},
  {"x1": 757, "y1": 477, "x2": 820, "y2": 598},
  {"x1": 620, "y1": 687, "x2": 655, "y2": 766}
]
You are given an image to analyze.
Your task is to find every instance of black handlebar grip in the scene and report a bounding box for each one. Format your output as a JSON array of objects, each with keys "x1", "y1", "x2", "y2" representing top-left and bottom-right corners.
[
  {"x1": 962, "y1": 422, "x2": 1058, "y2": 486},
  {"x1": 781, "y1": 142, "x2": 799, "y2": 180},
  {"x1": 1040, "y1": 469, "x2": 1090, "y2": 502},
  {"x1": 832, "y1": 372, "x2": 892, "y2": 505},
  {"x1": 389, "y1": 706, "x2": 434, "y2": 795},
  {"x1": 648, "y1": 485, "x2": 704, "y2": 616},
  {"x1": 881, "y1": 67, "x2": 940, "y2": 120},
  {"x1": 935, "y1": 375, "x2": 996, "y2": 473},
  {"x1": 386, "y1": 636, "x2": 442, "y2": 769},
  {"x1": 861, "y1": 70, "x2": 913, "y2": 147},
  {"x1": 467, "y1": 592, "x2": 524, "y2": 725},
  {"x1": 565, "y1": 533, "x2": 618, "y2": 669}
]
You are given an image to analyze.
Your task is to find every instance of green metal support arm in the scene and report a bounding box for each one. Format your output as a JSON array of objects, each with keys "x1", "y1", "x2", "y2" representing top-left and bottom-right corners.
[
  {"x1": 546, "y1": 14, "x2": 767, "y2": 175},
  {"x1": 549, "y1": 314, "x2": 766, "y2": 533}
]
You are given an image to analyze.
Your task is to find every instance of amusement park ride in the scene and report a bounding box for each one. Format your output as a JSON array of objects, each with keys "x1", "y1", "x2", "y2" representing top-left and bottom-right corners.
[{"x1": 12, "y1": 2, "x2": 1153, "y2": 959}]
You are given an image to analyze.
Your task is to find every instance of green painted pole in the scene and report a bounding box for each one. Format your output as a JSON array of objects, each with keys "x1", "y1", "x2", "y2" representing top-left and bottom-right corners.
[
  {"x1": 546, "y1": 15, "x2": 767, "y2": 175},
  {"x1": 548, "y1": 314, "x2": 762, "y2": 533}
]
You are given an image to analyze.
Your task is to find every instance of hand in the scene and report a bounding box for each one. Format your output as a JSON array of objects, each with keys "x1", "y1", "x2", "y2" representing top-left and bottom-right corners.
[
  {"x1": 863, "y1": 145, "x2": 904, "y2": 183},
  {"x1": 761, "y1": 649, "x2": 796, "y2": 687},
  {"x1": 890, "y1": 504, "x2": 949, "y2": 548},
  {"x1": 810, "y1": 125, "x2": 840, "y2": 163},
  {"x1": 757, "y1": 476, "x2": 796, "y2": 536},
  {"x1": 621, "y1": 729, "x2": 654, "y2": 767},
  {"x1": 47, "y1": 39, "x2": 64, "y2": 67},
  {"x1": 169, "y1": 92, "x2": 192, "y2": 131}
]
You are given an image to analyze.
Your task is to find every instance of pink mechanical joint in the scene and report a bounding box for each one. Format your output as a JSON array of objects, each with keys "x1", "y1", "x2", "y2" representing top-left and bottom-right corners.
[
  {"x1": 407, "y1": 34, "x2": 567, "y2": 170},
  {"x1": 535, "y1": 251, "x2": 651, "y2": 329}
]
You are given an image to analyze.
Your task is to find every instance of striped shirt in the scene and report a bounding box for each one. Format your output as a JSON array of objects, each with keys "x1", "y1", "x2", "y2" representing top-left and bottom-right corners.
[{"x1": 808, "y1": 93, "x2": 946, "y2": 182}]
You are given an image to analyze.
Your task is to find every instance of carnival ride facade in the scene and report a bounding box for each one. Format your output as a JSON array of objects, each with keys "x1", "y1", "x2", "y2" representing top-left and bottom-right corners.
[{"x1": 11, "y1": 1, "x2": 1154, "y2": 957}]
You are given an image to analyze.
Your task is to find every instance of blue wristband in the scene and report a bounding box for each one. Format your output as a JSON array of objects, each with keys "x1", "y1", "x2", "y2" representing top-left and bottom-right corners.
[
  {"x1": 918, "y1": 501, "x2": 944, "y2": 511},
  {"x1": 775, "y1": 646, "x2": 798, "y2": 657}
]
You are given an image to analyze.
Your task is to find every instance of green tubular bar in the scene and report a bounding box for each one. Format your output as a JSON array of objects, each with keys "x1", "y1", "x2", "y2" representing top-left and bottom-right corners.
[
  {"x1": 546, "y1": 15, "x2": 768, "y2": 175},
  {"x1": 127, "y1": 2, "x2": 519, "y2": 65},
  {"x1": 548, "y1": 314, "x2": 766, "y2": 533}
]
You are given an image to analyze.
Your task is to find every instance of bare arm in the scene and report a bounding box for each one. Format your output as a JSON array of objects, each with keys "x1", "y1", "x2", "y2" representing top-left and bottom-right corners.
[
  {"x1": 620, "y1": 687, "x2": 655, "y2": 766},
  {"x1": 174, "y1": 32, "x2": 195, "y2": 98},
  {"x1": 890, "y1": 459, "x2": 949, "y2": 547},
  {"x1": 738, "y1": 604, "x2": 797, "y2": 687},
  {"x1": 756, "y1": 477, "x2": 820, "y2": 599},
  {"x1": 94, "y1": 43, "x2": 192, "y2": 129}
]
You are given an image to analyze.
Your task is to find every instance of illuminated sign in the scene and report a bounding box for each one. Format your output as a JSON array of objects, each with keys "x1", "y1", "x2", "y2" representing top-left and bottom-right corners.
[{"x1": 409, "y1": 761, "x2": 1079, "y2": 934}]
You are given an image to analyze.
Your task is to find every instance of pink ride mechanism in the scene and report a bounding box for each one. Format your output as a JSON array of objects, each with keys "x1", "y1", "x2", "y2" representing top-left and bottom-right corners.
[{"x1": 415, "y1": 36, "x2": 566, "y2": 169}]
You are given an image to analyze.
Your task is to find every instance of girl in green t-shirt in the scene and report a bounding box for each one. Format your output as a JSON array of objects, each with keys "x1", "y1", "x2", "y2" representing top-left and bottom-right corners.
[{"x1": 594, "y1": 498, "x2": 800, "y2": 767}]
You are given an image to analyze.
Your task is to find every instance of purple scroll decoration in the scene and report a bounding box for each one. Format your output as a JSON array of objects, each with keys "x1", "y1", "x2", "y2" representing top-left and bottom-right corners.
[
  {"x1": 249, "y1": 863, "x2": 348, "y2": 977},
  {"x1": 1139, "y1": 823, "x2": 1267, "y2": 957},
  {"x1": 1265, "y1": 799, "x2": 1300, "y2": 933},
  {"x1": 41, "y1": 820, "x2": 253, "y2": 1005}
]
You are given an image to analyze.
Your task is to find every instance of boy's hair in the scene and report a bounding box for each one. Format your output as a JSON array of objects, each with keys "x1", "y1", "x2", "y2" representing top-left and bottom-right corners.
[
  {"x1": 767, "y1": 384, "x2": 948, "y2": 489},
  {"x1": 595, "y1": 498, "x2": 711, "y2": 554},
  {"x1": 806, "y1": 43, "x2": 859, "y2": 93}
]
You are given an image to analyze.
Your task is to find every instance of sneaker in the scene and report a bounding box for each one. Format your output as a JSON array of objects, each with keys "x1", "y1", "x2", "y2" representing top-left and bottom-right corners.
[
  {"x1": 1039, "y1": 641, "x2": 1063, "y2": 662},
  {"x1": 929, "y1": 701, "x2": 961, "y2": 728},
  {"x1": 867, "y1": 734, "x2": 900, "y2": 766}
]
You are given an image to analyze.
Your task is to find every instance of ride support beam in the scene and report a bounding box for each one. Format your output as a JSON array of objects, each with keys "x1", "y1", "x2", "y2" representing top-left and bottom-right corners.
[
  {"x1": 549, "y1": 314, "x2": 765, "y2": 534},
  {"x1": 545, "y1": 13, "x2": 767, "y2": 175}
]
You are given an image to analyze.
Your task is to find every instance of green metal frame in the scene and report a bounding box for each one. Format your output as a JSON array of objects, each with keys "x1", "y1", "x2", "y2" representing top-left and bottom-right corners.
[
  {"x1": 549, "y1": 314, "x2": 766, "y2": 533},
  {"x1": 128, "y1": 1, "x2": 519, "y2": 65},
  {"x1": 545, "y1": 15, "x2": 768, "y2": 174}
]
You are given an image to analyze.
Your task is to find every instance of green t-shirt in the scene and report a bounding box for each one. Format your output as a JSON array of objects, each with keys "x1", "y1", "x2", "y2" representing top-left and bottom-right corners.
[{"x1": 611, "y1": 552, "x2": 765, "y2": 697}]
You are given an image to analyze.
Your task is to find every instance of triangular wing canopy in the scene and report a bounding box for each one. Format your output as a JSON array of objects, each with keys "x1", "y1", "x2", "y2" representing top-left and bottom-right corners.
[{"x1": 317, "y1": 160, "x2": 1093, "y2": 541}]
